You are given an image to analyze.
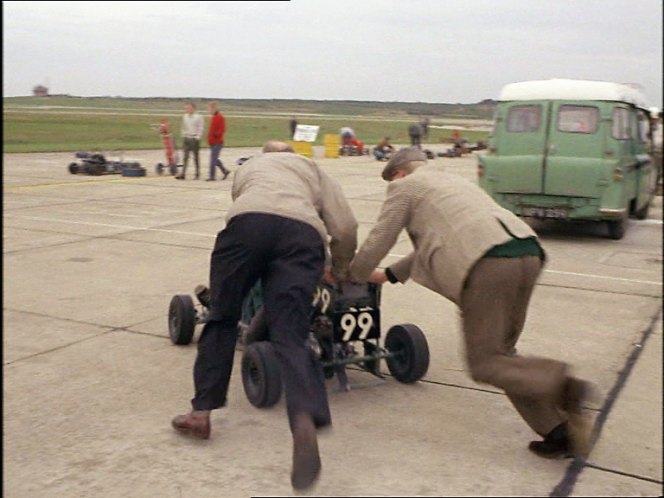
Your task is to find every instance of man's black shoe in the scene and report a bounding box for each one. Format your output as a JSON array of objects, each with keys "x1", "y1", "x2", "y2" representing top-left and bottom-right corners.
[{"x1": 528, "y1": 422, "x2": 573, "y2": 459}]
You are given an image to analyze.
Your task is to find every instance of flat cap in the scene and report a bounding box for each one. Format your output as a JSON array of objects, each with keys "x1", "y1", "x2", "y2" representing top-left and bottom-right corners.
[{"x1": 381, "y1": 147, "x2": 427, "y2": 181}]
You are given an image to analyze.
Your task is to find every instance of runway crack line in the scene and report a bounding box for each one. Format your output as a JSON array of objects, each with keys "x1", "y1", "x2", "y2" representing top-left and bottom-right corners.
[{"x1": 549, "y1": 307, "x2": 663, "y2": 497}]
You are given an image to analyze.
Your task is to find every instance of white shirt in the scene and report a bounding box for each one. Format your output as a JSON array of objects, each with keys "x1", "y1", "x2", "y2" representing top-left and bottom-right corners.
[{"x1": 182, "y1": 112, "x2": 204, "y2": 140}]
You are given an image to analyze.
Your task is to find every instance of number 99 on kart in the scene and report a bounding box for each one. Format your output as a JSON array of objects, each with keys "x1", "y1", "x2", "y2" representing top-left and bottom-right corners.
[{"x1": 336, "y1": 310, "x2": 379, "y2": 341}]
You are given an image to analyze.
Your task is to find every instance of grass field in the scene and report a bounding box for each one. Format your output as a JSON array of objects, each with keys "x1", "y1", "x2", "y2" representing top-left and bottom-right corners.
[{"x1": 3, "y1": 96, "x2": 493, "y2": 153}]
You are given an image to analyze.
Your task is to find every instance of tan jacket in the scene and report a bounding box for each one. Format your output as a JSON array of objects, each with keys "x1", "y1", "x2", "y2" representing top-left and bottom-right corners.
[
  {"x1": 227, "y1": 152, "x2": 358, "y2": 277},
  {"x1": 348, "y1": 166, "x2": 541, "y2": 303}
]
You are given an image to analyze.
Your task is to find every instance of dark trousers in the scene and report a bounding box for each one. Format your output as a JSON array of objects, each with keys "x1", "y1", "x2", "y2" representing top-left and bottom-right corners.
[
  {"x1": 182, "y1": 138, "x2": 200, "y2": 177},
  {"x1": 209, "y1": 144, "x2": 229, "y2": 179},
  {"x1": 460, "y1": 256, "x2": 567, "y2": 436},
  {"x1": 191, "y1": 213, "x2": 331, "y2": 432},
  {"x1": 409, "y1": 135, "x2": 421, "y2": 148}
]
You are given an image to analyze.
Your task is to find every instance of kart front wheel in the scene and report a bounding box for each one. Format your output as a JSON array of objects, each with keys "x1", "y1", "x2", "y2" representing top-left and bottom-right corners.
[
  {"x1": 385, "y1": 324, "x2": 429, "y2": 383},
  {"x1": 241, "y1": 341, "x2": 282, "y2": 408},
  {"x1": 168, "y1": 294, "x2": 196, "y2": 345}
]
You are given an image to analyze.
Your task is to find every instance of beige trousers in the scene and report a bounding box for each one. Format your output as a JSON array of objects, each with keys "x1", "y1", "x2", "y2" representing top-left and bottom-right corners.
[{"x1": 460, "y1": 256, "x2": 566, "y2": 436}]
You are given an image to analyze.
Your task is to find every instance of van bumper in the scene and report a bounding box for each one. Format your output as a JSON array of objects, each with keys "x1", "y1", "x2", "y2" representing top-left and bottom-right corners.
[
  {"x1": 492, "y1": 193, "x2": 624, "y2": 221},
  {"x1": 598, "y1": 207, "x2": 627, "y2": 218}
]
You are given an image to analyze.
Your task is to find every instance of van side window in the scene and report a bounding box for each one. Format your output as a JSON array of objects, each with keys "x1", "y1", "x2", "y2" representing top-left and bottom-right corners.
[
  {"x1": 506, "y1": 105, "x2": 541, "y2": 132},
  {"x1": 636, "y1": 109, "x2": 650, "y2": 145},
  {"x1": 612, "y1": 107, "x2": 630, "y2": 140},
  {"x1": 558, "y1": 105, "x2": 598, "y2": 134}
]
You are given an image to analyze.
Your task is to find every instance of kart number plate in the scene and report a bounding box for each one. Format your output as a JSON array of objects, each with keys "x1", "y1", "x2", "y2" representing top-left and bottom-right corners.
[
  {"x1": 332, "y1": 308, "x2": 380, "y2": 342},
  {"x1": 522, "y1": 207, "x2": 568, "y2": 219}
]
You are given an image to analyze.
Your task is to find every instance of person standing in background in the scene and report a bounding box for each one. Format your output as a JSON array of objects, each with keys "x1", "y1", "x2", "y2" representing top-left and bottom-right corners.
[
  {"x1": 408, "y1": 123, "x2": 422, "y2": 149},
  {"x1": 207, "y1": 101, "x2": 231, "y2": 181},
  {"x1": 289, "y1": 117, "x2": 298, "y2": 139},
  {"x1": 177, "y1": 102, "x2": 204, "y2": 180}
]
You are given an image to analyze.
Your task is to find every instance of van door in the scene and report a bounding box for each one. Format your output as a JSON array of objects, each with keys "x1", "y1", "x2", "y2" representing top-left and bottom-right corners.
[
  {"x1": 633, "y1": 108, "x2": 657, "y2": 214},
  {"x1": 489, "y1": 102, "x2": 548, "y2": 194},
  {"x1": 543, "y1": 103, "x2": 606, "y2": 198}
]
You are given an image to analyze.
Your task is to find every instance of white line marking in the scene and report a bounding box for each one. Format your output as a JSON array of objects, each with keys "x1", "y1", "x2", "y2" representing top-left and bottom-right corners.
[
  {"x1": 632, "y1": 219, "x2": 663, "y2": 225},
  {"x1": 544, "y1": 269, "x2": 661, "y2": 286},
  {"x1": 387, "y1": 253, "x2": 662, "y2": 286},
  {"x1": 6, "y1": 215, "x2": 662, "y2": 287},
  {"x1": 7, "y1": 215, "x2": 218, "y2": 238}
]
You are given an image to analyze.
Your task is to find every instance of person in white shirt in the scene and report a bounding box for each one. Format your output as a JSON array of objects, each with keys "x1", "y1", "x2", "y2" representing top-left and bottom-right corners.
[{"x1": 178, "y1": 102, "x2": 204, "y2": 180}]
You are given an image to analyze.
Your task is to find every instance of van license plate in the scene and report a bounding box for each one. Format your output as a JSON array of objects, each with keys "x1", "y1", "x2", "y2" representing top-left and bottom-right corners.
[{"x1": 522, "y1": 207, "x2": 568, "y2": 219}]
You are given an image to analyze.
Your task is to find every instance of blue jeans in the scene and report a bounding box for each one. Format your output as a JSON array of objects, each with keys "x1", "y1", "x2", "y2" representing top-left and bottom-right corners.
[{"x1": 209, "y1": 144, "x2": 229, "y2": 179}]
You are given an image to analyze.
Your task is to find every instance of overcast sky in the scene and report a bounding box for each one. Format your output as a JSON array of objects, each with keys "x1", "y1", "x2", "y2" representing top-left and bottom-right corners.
[{"x1": 3, "y1": 0, "x2": 663, "y2": 106}]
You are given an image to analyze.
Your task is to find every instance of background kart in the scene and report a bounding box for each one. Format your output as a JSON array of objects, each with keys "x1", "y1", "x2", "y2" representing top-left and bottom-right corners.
[
  {"x1": 67, "y1": 152, "x2": 145, "y2": 177},
  {"x1": 168, "y1": 281, "x2": 430, "y2": 408}
]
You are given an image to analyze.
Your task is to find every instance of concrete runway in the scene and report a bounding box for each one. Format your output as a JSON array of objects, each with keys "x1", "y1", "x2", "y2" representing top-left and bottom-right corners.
[{"x1": 3, "y1": 147, "x2": 662, "y2": 497}]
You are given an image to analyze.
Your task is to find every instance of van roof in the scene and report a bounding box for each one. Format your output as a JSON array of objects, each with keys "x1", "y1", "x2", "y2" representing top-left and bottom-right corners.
[{"x1": 499, "y1": 79, "x2": 649, "y2": 108}]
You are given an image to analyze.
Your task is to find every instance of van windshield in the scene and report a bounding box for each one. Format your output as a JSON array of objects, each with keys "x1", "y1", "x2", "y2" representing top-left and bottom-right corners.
[
  {"x1": 557, "y1": 105, "x2": 598, "y2": 134},
  {"x1": 506, "y1": 105, "x2": 541, "y2": 132}
]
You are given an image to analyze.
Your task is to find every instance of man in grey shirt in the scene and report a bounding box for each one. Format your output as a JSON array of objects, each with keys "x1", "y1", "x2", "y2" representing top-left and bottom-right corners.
[
  {"x1": 178, "y1": 102, "x2": 204, "y2": 179},
  {"x1": 172, "y1": 141, "x2": 358, "y2": 490}
]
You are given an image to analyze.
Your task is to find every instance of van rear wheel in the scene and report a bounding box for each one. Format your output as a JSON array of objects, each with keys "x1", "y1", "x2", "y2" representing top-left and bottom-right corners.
[
  {"x1": 634, "y1": 201, "x2": 650, "y2": 220},
  {"x1": 607, "y1": 218, "x2": 626, "y2": 240}
]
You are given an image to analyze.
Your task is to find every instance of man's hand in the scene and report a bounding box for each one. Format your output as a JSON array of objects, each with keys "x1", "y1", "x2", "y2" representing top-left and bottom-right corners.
[
  {"x1": 322, "y1": 266, "x2": 337, "y2": 284},
  {"x1": 367, "y1": 269, "x2": 388, "y2": 284}
]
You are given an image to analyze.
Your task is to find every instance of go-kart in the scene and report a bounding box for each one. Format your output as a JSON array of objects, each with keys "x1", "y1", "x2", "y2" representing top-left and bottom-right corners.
[
  {"x1": 68, "y1": 152, "x2": 145, "y2": 177},
  {"x1": 168, "y1": 280, "x2": 430, "y2": 408}
]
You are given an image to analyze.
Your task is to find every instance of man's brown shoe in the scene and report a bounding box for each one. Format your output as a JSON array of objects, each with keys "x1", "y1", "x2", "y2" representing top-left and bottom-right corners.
[
  {"x1": 291, "y1": 414, "x2": 321, "y2": 490},
  {"x1": 171, "y1": 410, "x2": 211, "y2": 439}
]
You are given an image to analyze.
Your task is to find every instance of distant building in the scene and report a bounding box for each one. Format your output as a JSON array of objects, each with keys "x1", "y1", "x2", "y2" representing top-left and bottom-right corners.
[{"x1": 33, "y1": 85, "x2": 48, "y2": 97}]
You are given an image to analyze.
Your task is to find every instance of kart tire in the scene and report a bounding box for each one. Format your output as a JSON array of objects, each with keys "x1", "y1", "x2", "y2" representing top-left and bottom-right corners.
[
  {"x1": 243, "y1": 307, "x2": 269, "y2": 345},
  {"x1": 169, "y1": 164, "x2": 178, "y2": 176},
  {"x1": 68, "y1": 163, "x2": 80, "y2": 174},
  {"x1": 241, "y1": 341, "x2": 282, "y2": 408},
  {"x1": 156, "y1": 163, "x2": 165, "y2": 175},
  {"x1": 168, "y1": 294, "x2": 196, "y2": 345},
  {"x1": 385, "y1": 324, "x2": 429, "y2": 383}
]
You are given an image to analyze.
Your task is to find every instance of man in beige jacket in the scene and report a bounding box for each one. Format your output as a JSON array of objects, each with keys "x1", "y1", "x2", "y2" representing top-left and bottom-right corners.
[
  {"x1": 172, "y1": 141, "x2": 358, "y2": 490},
  {"x1": 348, "y1": 147, "x2": 592, "y2": 460}
]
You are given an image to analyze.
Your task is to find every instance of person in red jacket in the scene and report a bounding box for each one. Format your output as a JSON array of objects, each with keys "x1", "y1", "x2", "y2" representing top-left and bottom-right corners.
[{"x1": 207, "y1": 101, "x2": 230, "y2": 181}]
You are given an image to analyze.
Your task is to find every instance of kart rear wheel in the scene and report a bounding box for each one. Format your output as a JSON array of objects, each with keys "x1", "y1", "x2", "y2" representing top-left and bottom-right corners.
[
  {"x1": 168, "y1": 294, "x2": 196, "y2": 345},
  {"x1": 68, "y1": 163, "x2": 79, "y2": 174},
  {"x1": 385, "y1": 324, "x2": 429, "y2": 383},
  {"x1": 241, "y1": 341, "x2": 282, "y2": 408},
  {"x1": 156, "y1": 163, "x2": 165, "y2": 175}
]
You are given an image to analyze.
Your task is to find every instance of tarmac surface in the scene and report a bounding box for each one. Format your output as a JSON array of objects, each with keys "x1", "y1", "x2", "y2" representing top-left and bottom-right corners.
[{"x1": 3, "y1": 146, "x2": 663, "y2": 497}]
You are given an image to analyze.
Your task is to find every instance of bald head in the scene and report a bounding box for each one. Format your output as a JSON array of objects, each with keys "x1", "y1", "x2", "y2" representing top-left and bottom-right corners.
[{"x1": 262, "y1": 141, "x2": 294, "y2": 153}]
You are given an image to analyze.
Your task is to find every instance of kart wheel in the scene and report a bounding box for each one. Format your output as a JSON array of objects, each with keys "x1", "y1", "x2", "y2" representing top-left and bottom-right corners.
[
  {"x1": 156, "y1": 163, "x2": 165, "y2": 175},
  {"x1": 241, "y1": 341, "x2": 282, "y2": 408},
  {"x1": 385, "y1": 324, "x2": 429, "y2": 383},
  {"x1": 243, "y1": 307, "x2": 268, "y2": 345},
  {"x1": 68, "y1": 163, "x2": 80, "y2": 174},
  {"x1": 168, "y1": 294, "x2": 196, "y2": 345},
  {"x1": 169, "y1": 164, "x2": 178, "y2": 176}
]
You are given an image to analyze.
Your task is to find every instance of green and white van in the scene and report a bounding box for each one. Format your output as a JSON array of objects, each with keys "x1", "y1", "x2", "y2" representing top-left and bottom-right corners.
[{"x1": 478, "y1": 79, "x2": 659, "y2": 239}]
